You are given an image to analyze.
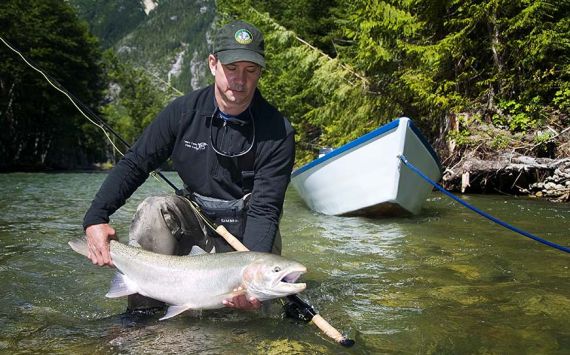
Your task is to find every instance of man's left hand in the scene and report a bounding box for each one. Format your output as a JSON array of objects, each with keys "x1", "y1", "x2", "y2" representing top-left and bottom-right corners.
[{"x1": 223, "y1": 287, "x2": 261, "y2": 310}]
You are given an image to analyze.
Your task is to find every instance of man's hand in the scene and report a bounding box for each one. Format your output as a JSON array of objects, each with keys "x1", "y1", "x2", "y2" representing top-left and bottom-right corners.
[
  {"x1": 223, "y1": 286, "x2": 261, "y2": 310},
  {"x1": 85, "y1": 224, "x2": 117, "y2": 267}
]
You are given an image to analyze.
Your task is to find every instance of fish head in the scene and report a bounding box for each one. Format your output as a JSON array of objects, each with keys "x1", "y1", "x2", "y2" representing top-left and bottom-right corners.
[{"x1": 242, "y1": 254, "x2": 307, "y2": 301}]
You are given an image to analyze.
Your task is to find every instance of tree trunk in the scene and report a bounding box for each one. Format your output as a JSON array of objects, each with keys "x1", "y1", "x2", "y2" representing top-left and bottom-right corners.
[{"x1": 486, "y1": 4, "x2": 503, "y2": 112}]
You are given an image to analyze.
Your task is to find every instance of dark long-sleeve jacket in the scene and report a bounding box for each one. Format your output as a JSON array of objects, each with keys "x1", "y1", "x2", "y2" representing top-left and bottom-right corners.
[{"x1": 83, "y1": 85, "x2": 295, "y2": 252}]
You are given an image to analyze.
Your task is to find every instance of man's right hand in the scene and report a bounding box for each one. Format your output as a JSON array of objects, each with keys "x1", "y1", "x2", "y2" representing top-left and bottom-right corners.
[{"x1": 85, "y1": 224, "x2": 117, "y2": 267}]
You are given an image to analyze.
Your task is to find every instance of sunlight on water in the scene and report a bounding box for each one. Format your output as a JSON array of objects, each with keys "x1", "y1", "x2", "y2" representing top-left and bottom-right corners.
[{"x1": 0, "y1": 172, "x2": 568, "y2": 354}]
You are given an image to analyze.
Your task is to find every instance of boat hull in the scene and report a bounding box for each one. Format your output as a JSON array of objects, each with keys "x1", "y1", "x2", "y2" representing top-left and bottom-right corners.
[{"x1": 290, "y1": 117, "x2": 442, "y2": 216}]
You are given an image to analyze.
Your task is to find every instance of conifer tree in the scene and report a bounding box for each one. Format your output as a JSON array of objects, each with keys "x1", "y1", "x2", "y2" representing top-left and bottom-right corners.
[{"x1": 0, "y1": 0, "x2": 105, "y2": 170}]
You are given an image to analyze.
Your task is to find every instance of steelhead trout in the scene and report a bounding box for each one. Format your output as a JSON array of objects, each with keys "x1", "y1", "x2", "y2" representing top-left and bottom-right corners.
[{"x1": 69, "y1": 239, "x2": 306, "y2": 320}]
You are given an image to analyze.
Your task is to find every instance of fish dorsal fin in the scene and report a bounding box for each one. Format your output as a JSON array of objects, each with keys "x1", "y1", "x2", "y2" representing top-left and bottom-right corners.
[
  {"x1": 106, "y1": 272, "x2": 137, "y2": 298},
  {"x1": 128, "y1": 240, "x2": 142, "y2": 248},
  {"x1": 190, "y1": 246, "x2": 207, "y2": 255}
]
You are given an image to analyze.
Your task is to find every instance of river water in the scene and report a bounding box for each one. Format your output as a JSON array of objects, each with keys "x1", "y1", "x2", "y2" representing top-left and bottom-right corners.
[{"x1": 0, "y1": 172, "x2": 568, "y2": 354}]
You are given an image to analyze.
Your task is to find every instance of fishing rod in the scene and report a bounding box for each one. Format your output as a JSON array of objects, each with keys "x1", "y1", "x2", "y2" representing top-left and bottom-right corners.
[
  {"x1": 2, "y1": 36, "x2": 354, "y2": 347},
  {"x1": 182, "y1": 197, "x2": 355, "y2": 347}
]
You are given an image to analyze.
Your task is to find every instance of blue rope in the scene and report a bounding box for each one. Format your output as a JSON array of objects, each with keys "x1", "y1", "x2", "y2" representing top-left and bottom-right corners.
[{"x1": 398, "y1": 155, "x2": 570, "y2": 254}]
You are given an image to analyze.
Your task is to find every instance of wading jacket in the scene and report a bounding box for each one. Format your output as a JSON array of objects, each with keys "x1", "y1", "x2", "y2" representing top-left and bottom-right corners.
[{"x1": 83, "y1": 85, "x2": 295, "y2": 252}]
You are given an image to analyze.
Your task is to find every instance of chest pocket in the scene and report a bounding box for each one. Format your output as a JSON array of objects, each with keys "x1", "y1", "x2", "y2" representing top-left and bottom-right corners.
[{"x1": 190, "y1": 192, "x2": 251, "y2": 240}]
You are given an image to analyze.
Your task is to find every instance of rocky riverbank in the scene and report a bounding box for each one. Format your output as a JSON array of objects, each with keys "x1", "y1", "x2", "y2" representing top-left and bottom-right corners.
[
  {"x1": 523, "y1": 160, "x2": 570, "y2": 201},
  {"x1": 438, "y1": 113, "x2": 569, "y2": 202},
  {"x1": 442, "y1": 153, "x2": 569, "y2": 201}
]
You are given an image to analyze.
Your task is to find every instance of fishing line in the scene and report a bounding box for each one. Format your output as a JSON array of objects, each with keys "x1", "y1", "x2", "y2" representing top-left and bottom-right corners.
[
  {"x1": 1, "y1": 36, "x2": 224, "y2": 225},
  {"x1": 0, "y1": 36, "x2": 175, "y2": 185},
  {"x1": 0, "y1": 36, "x2": 126, "y2": 158},
  {"x1": 399, "y1": 154, "x2": 570, "y2": 254},
  {"x1": 3, "y1": 36, "x2": 355, "y2": 345},
  {"x1": 3, "y1": 36, "x2": 250, "y2": 233}
]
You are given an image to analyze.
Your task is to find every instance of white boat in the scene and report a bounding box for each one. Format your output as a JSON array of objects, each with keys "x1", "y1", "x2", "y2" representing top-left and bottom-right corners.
[{"x1": 290, "y1": 117, "x2": 442, "y2": 216}]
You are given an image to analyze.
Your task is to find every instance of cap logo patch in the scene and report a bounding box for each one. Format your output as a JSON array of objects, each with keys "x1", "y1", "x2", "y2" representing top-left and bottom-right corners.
[{"x1": 234, "y1": 29, "x2": 253, "y2": 44}]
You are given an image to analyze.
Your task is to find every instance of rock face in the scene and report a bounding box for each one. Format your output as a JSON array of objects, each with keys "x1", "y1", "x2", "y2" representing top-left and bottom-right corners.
[{"x1": 69, "y1": 0, "x2": 215, "y2": 93}]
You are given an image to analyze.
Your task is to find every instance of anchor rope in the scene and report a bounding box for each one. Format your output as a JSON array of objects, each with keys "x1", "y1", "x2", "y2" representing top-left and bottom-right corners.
[
  {"x1": 398, "y1": 155, "x2": 570, "y2": 254},
  {"x1": 6, "y1": 34, "x2": 565, "y2": 255}
]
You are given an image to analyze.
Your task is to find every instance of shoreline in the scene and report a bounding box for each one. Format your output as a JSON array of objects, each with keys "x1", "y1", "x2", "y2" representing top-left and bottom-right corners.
[
  {"x1": 2, "y1": 159, "x2": 568, "y2": 202},
  {"x1": 441, "y1": 153, "x2": 569, "y2": 202}
]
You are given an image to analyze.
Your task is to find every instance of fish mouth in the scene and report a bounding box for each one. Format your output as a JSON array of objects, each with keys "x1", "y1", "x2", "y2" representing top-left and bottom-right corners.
[
  {"x1": 281, "y1": 269, "x2": 305, "y2": 283},
  {"x1": 278, "y1": 266, "x2": 307, "y2": 291},
  {"x1": 248, "y1": 264, "x2": 307, "y2": 301}
]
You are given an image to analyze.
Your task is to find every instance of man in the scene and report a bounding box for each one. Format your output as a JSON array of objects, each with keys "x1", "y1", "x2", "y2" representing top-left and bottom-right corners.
[{"x1": 82, "y1": 20, "x2": 295, "y2": 313}]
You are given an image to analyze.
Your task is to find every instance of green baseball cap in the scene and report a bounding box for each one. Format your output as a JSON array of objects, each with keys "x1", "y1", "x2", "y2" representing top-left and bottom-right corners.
[{"x1": 213, "y1": 20, "x2": 265, "y2": 68}]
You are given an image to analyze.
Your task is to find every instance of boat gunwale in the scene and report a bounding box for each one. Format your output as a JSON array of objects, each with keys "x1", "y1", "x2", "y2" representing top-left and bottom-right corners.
[
  {"x1": 407, "y1": 120, "x2": 442, "y2": 172},
  {"x1": 291, "y1": 117, "x2": 440, "y2": 178}
]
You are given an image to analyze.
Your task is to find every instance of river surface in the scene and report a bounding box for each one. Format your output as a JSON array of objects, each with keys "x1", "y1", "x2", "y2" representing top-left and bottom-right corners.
[{"x1": 0, "y1": 172, "x2": 568, "y2": 354}]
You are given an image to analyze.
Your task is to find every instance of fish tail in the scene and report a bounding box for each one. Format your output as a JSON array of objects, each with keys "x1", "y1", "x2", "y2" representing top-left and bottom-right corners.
[{"x1": 68, "y1": 237, "x2": 89, "y2": 257}]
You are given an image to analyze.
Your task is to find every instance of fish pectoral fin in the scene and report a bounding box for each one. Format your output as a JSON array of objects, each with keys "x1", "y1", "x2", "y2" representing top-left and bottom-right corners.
[
  {"x1": 68, "y1": 238, "x2": 89, "y2": 257},
  {"x1": 189, "y1": 245, "x2": 208, "y2": 255},
  {"x1": 160, "y1": 305, "x2": 193, "y2": 321},
  {"x1": 221, "y1": 286, "x2": 248, "y2": 300},
  {"x1": 105, "y1": 272, "x2": 137, "y2": 298}
]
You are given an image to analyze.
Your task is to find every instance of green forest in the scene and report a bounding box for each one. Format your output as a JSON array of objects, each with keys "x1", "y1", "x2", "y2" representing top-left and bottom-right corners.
[{"x1": 1, "y1": 0, "x2": 568, "y2": 180}]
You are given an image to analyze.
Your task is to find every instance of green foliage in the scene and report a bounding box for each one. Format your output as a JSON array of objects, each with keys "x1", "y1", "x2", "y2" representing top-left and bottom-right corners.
[
  {"x1": 100, "y1": 51, "x2": 176, "y2": 159},
  {"x1": 0, "y1": 0, "x2": 106, "y2": 170},
  {"x1": 217, "y1": 0, "x2": 401, "y2": 165},
  {"x1": 553, "y1": 81, "x2": 570, "y2": 112},
  {"x1": 215, "y1": 0, "x2": 569, "y2": 164},
  {"x1": 493, "y1": 97, "x2": 545, "y2": 132},
  {"x1": 68, "y1": 0, "x2": 147, "y2": 48},
  {"x1": 250, "y1": 0, "x2": 341, "y2": 57},
  {"x1": 490, "y1": 133, "x2": 511, "y2": 150},
  {"x1": 70, "y1": 0, "x2": 215, "y2": 94},
  {"x1": 447, "y1": 129, "x2": 473, "y2": 147},
  {"x1": 533, "y1": 130, "x2": 554, "y2": 146},
  {"x1": 111, "y1": 0, "x2": 215, "y2": 93},
  {"x1": 4, "y1": 0, "x2": 568, "y2": 170}
]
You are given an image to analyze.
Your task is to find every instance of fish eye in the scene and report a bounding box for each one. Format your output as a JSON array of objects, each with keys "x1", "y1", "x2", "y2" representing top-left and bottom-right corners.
[{"x1": 273, "y1": 266, "x2": 281, "y2": 273}]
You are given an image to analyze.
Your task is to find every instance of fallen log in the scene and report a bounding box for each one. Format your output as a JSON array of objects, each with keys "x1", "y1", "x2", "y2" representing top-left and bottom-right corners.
[{"x1": 442, "y1": 152, "x2": 570, "y2": 201}]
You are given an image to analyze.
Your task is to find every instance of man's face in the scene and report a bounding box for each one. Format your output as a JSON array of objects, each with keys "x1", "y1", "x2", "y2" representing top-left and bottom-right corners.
[{"x1": 209, "y1": 54, "x2": 261, "y2": 112}]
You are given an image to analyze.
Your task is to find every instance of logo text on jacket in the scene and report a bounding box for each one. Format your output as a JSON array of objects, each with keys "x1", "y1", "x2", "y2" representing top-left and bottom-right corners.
[{"x1": 184, "y1": 140, "x2": 208, "y2": 151}]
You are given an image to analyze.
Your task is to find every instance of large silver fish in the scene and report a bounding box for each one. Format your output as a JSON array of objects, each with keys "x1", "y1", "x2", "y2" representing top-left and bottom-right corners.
[{"x1": 68, "y1": 239, "x2": 306, "y2": 320}]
